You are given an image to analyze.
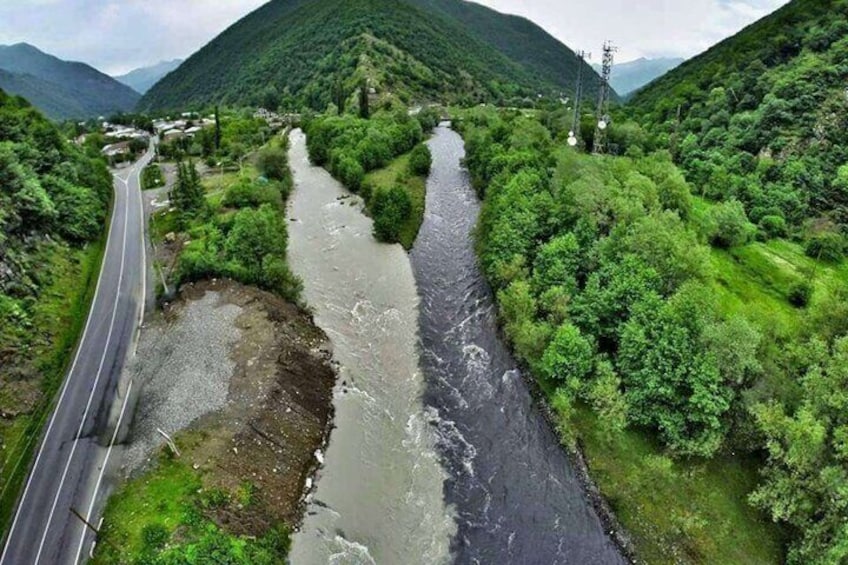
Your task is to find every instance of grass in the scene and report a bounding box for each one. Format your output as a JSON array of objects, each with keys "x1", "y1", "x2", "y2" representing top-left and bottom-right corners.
[
  {"x1": 364, "y1": 151, "x2": 427, "y2": 250},
  {"x1": 572, "y1": 407, "x2": 786, "y2": 564},
  {"x1": 92, "y1": 439, "x2": 203, "y2": 563},
  {"x1": 0, "y1": 239, "x2": 105, "y2": 533},
  {"x1": 93, "y1": 433, "x2": 291, "y2": 564}
]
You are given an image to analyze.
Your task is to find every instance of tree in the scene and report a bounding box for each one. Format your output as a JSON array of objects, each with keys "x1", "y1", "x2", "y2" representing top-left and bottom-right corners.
[
  {"x1": 708, "y1": 199, "x2": 755, "y2": 248},
  {"x1": 171, "y1": 161, "x2": 205, "y2": 221},
  {"x1": 408, "y1": 143, "x2": 432, "y2": 176},
  {"x1": 359, "y1": 78, "x2": 370, "y2": 119},
  {"x1": 371, "y1": 186, "x2": 411, "y2": 242},
  {"x1": 541, "y1": 323, "x2": 595, "y2": 385},
  {"x1": 256, "y1": 145, "x2": 288, "y2": 181},
  {"x1": 225, "y1": 204, "x2": 287, "y2": 277}
]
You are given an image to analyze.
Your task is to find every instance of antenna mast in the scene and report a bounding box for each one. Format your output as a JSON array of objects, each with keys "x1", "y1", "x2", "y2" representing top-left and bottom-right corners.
[
  {"x1": 568, "y1": 50, "x2": 589, "y2": 148},
  {"x1": 593, "y1": 40, "x2": 617, "y2": 155}
]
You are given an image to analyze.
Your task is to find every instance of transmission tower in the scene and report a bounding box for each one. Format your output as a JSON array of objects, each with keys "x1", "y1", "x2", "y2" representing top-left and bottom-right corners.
[
  {"x1": 568, "y1": 50, "x2": 589, "y2": 148},
  {"x1": 593, "y1": 41, "x2": 617, "y2": 155}
]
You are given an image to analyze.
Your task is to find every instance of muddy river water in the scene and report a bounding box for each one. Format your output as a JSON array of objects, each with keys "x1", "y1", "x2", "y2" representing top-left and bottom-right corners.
[{"x1": 288, "y1": 126, "x2": 622, "y2": 564}]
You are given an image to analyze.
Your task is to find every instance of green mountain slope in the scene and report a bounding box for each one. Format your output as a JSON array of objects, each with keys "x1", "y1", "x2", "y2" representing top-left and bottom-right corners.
[
  {"x1": 629, "y1": 0, "x2": 848, "y2": 232},
  {"x1": 114, "y1": 59, "x2": 183, "y2": 94},
  {"x1": 140, "y1": 0, "x2": 602, "y2": 111},
  {"x1": 0, "y1": 43, "x2": 139, "y2": 120}
]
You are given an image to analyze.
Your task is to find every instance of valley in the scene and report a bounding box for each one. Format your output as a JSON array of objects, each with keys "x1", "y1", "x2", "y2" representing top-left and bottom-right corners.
[{"x1": 2, "y1": 0, "x2": 848, "y2": 564}]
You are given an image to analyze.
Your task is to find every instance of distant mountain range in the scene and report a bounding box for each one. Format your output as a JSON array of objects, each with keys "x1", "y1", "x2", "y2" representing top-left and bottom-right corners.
[
  {"x1": 140, "y1": 0, "x2": 607, "y2": 111},
  {"x1": 0, "y1": 43, "x2": 139, "y2": 120},
  {"x1": 594, "y1": 57, "x2": 684, "y2": 96},
  {"x1": 114, "y1": 59, "x2": 183, "y2": 95}
]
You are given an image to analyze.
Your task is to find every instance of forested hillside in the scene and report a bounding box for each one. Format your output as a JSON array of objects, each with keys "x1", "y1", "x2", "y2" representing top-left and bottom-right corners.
[
  {"x1": 140, "y1": 0, "x2": 600, "y2": 112},
  {"x1": 460, "y1": 99, "x2": 848, "y2": 563},
  {"x1": 0, "y1": 43, "x2": 140, "y2": 119},
  {"x1": 629, "y1": 0, "x2": 848, "y2": 254},
  {"x1": 0, "y1": 89, "x2": 113, "y2": 525}
]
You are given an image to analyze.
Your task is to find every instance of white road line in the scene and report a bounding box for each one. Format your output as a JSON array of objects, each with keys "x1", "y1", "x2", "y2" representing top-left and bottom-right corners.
[
  {"x1": 0, "y1": 160, "x2": 122, "y2": 565},
  {"x1": 32, "y1": 162, "x2": 132, "y2": 565},
  {"x1": 71, "y1": 379, "x2": 133, "y2": 565}
]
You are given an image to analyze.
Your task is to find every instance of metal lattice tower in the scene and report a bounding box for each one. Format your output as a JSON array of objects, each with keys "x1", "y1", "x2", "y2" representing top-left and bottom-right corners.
[
  {"x1": 568, "y1": 50, "x2": 589, "y2": 148},
  {"x1": 593, "y1": 41, "x2": 617, "y2": 155}
]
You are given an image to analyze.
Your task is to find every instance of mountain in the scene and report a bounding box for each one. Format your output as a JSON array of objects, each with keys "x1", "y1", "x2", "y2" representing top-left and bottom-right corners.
[
  {"x1": 114, "y1": 59, "x2": 183, "y2": 94},
  {"x1": 629, "y1": 0, "x2": 848, "y2": 230},
  {"x1": 593, "y1": 57, "x2": 683, "y2": 96},
  {"x1": 0, "y1": 43, "x2": 139, "y2": 120},
  {"x1": 140, "y1": 0, "x2": 604, "y2": 111}
]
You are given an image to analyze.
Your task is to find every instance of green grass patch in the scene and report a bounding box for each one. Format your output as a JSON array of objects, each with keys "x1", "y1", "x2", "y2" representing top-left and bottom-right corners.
[
  {"x1": 364, "y1": 151, "x2": 427, "y2": 250},
  {"x1": 93, "y1": 435, "x2": 290, "y2": 564},
  {"x1": 0, "y1": 239, "x2": 105, "y2": 532},
  {"x1": 572, "y1": 407, "x2": 786, "y2": 565}
]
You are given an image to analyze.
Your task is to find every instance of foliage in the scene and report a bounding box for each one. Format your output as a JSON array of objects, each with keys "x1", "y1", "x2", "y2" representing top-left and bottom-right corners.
[
  {"x1": 371, "y1": 186, "x2": 413, "y2": 243},
  {"x1": 408, "y1": 142, "x2": 432, "y2": 176},
  {"x1": 170, "y1": 161, "x2": 206, "y2": 222},
  {"x1": 751, "y1": 337, "x2": 848, "y2": 564},
  {"x1": 629, "y1": 0, "x2": 848, "y2": 233},
  {"x1": 141, "y1": 163, "x2": 165, "y2": 190}
]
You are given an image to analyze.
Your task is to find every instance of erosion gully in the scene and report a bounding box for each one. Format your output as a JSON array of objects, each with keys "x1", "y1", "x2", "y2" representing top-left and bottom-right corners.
[{"x1": 288, "y1": 126, "x2": 622, "y2": 564}]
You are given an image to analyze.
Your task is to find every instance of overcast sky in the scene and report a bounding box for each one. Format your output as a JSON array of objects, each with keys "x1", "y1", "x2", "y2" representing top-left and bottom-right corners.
[{"x1": 0, "y1": 0, "x2": 789, "y2": 76}]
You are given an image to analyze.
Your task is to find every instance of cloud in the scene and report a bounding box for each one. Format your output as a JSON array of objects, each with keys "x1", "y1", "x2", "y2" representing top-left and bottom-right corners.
[{"x1": 0, "y1": 0, "x2": 790, "y2": 75}]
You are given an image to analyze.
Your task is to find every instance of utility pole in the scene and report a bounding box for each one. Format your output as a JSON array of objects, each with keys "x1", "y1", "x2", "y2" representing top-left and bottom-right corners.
[
  {"x1": 568, "y1": 50, "x2": 590, "y2": 148},
  {"x1": 593, "y1": 41, "x2": 618, "y2": 155}
]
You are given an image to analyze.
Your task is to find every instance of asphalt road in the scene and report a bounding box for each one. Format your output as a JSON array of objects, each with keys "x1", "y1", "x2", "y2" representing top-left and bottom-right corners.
[{"x1": 0, "y1": 147, "x2": 153, "y2": 565}]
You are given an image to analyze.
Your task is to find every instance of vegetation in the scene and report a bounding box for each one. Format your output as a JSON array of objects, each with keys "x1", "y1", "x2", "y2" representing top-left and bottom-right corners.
[
  {"x1": 0, "y1": 43, "x2": 139, "y2": 120},
  {"x1": 0, "y1": 89, "x2": 112, "y2": 530},
  {"x1": 92, "y1": 436, "x2": 290, "y2": 564},
  {"x1": 629, "y1": 0, "x2": 848, "y2": 253},
  {"x1": 306, "y1": 109, "x2": 434, "y2": 246},
  {"x1": 139, "y1": 0, "x2": 603, "y2": 112},
  {"x1": 141, "y1": 163, "x2": 165, "y2": 190},
  {"x1": 161, "y1": 137, "x2": 301, "y2": 302},
  {"x1": 458, "y1": 105, "x2": 848, "y2": 563}
]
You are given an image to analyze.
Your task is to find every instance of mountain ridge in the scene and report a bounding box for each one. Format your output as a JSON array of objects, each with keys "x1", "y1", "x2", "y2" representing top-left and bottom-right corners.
[
  {"x1": 114, "y1": 59, "x2": 183, "y2": 94},
  {"x1": 0, "y1": 43, "x2": 139, "y2": 119},
  {"x1": 140, "y1": 0, "x2": 605, "y2": 111}
]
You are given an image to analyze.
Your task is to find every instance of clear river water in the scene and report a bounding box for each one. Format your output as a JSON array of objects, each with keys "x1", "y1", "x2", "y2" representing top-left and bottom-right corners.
[{"x1": 287, "y1": 125, "x2": 622, "y2": 564}]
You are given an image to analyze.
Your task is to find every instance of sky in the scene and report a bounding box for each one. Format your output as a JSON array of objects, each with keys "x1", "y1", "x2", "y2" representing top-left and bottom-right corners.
[{"x1": 0, "y1": 0, "x2": 790, "y2": 76}]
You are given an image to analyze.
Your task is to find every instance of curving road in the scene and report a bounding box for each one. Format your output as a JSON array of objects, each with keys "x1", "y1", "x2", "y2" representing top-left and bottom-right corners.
[{"x1": 0, "y1": 147, "x2": 153, "y2": 565}]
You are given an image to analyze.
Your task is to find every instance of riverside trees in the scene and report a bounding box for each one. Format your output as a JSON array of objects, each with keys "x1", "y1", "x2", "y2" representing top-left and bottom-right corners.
[{"x1": 458, "y1": 106, "x2": 848, "y2": 563}]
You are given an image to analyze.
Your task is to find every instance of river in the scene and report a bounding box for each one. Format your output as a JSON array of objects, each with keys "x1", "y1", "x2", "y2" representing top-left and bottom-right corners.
[
  {"x1": 287, "y1": 125, "x2": 622, "y2": 564},
  {"x1": 410, "y1": 124, "x2": 624, "y2": 564},
  {"x1": 286, "y1": 129, "x2": 456, "y2": 564}
]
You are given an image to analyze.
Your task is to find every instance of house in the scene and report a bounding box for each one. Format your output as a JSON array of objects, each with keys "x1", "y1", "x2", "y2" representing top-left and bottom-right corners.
[{"x1": 102, "y1": 141, "x2": 131, "y2": 157}]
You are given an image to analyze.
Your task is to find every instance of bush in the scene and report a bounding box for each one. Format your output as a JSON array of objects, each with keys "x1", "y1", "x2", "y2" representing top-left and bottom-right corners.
[
  {"x1": 408, "y1": 143, "x2": 432, "y2": 176},
  {"x1": 371, "y1": 186, "x2": 412, "y2": 243},
  {"x1": 141, "y1": 164, "x2": 165, "y2": 190},
  {"x1": 223, "y1": 178, "x2": 281, "y2": 209},
  {"x1": 758, "y1": 214, "x2": 787, "y2": 238},
  {"x1": 333, "y1": 153, "x2": 365, "y2": 191},
  {"x1": 788, "y1": 280, "x2": 813, "y2": 307},
  {"x1": 541, "y1": 323, "x2": 595, "y2": 384},
  {"x1": 708, "y1": 200, "x2": 754, "y2": 248},
  {"x1": 256, "y1": 145, "x2": 288, "y2": 181},
  {"x1": 805, "y1": 232, "x2": 845, "y2": 262}
]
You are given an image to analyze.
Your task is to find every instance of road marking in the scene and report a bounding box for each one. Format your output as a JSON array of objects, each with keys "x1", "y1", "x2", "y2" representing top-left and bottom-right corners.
[
  {"x1": 32, "y1": 159, "x2": 133, "y2": 565},
  {"x1": 0, "y1": 158, "x2": 125, "y2": 565},
  {"x1": 71, "y1": 379, "x2": 133, "y2": 565}
]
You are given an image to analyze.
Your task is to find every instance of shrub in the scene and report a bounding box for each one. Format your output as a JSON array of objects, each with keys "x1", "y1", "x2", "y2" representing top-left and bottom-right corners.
[
  {"x1": 541, "y1": 323, "x2": 595, "y2": 384},
  {"x1": 805, "y1": 232, "x2": 845, "y2": 262},
  {"x1": 758, "y1": 214, "x2": 787, "y2": 238},
  {"x1": 788, "y1": 280, "x2": 813, "y2": 307},
  {"x1": 708, "y1": 199, "x2": 754, "y2": 248},
  {"x1": 256, "y1": 145, "x2": 288, "y2": 181},
  {"x1": 333, "y1": 153, "x2": 365, "y2": 191},
  {"x1": 223, "y1": 178, "x2": 281, "y2": 209},
  {"x1": 408, "y1": 143, "x2": 432, "y2": 177},
  {"x1": 371, "y1": 186, "x2": 412, "y2": 243}
]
